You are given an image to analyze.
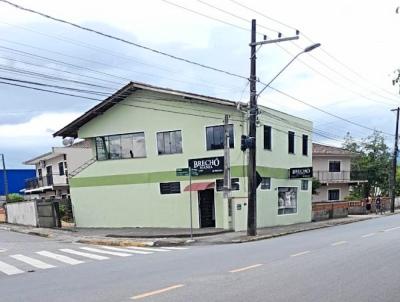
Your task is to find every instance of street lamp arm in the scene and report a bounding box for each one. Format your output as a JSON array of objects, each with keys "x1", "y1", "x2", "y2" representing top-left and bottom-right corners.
[
  {"x1": 256, "y1": 43, "x2": 321, "y2": 99},
  {"x1": 256, "y1": 51, "x2": 304, "y2": 98}
]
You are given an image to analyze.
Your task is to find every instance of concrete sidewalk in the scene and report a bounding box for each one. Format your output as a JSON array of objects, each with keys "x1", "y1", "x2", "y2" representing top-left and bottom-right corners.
[{"x1": 0, "y1": 212, "x2": 398, "y2": 247}]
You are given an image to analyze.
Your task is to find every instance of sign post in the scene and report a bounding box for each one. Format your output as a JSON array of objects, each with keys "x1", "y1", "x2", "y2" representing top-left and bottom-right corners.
[{"x1": 176, "y1": 167, "x2": 198, "y2": 240}]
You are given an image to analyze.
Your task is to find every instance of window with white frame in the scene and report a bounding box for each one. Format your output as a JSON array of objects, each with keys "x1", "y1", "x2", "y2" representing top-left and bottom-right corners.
[
  {"x1": 329, "y1": 161, "x2": 341, "y2": 172},
  {"x1": 157, "y1": 130, "x2": 182, "y2": 155},
  {"x1": 301, "y1": 180, "x2": 308, "y2": 190},
  {"x1": 95, "y1": 132, "x2": 146, "y2": 160},
  {"x1": 278, "y1": 187, "x2": 297, "y2": 215},
  {"x1": 260, "y1": 177, "x2": 271, "y2": 190},
  {"x1": 206, "y1": 124, "x2": 234, "y2": 150},
  {"x1": 328, "y1": 189, "x2": 340, "y2": 201}
]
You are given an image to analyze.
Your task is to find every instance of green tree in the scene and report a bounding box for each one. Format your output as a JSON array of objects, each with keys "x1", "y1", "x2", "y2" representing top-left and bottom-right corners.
[{"x1": 342, "y1": 130, "x2": 391, "y2": 198}]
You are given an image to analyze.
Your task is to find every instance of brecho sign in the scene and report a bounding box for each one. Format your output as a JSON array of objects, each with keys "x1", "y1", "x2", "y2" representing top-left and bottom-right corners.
[
  {"x1": 188, "y1": 156, "x2": 224, "y2": 175},
  {"x1": 289, "y1": 167, "x2": 313, "y2": 179}
]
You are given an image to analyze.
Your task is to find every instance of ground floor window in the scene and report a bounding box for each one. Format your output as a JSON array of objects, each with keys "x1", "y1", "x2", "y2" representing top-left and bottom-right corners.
[
  {"x1": 215, "y1": 178, "x2": 240, "y2": 191},
  {"x1": 160, "y1": 182, "x2": 181, "y2": 194},
  {"x1": 260, "y1": 177, "x2": 271, "y2": 190},
  {"x1": 301, "y1": 180, "x2": 309, "y2": 190},
  {"x1": 278, "y1": 187, "x2": 297, "y2": 215},
  {"x1": 328, "y1": 189, "x2": 340, "y2": 201}
]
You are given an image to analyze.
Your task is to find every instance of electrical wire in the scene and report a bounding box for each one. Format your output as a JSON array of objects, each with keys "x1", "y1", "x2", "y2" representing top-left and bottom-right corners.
[{"x1": 0, "y1": 0, "x2": 248, "y2": 81}]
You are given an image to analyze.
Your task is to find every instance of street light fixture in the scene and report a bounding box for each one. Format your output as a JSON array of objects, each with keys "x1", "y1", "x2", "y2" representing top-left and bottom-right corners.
[{"x1": 256, "y1": 43, "x2": 321, "y2": 98}]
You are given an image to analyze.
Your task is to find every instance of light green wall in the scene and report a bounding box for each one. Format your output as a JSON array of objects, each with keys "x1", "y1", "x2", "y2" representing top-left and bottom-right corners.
[{"x1": 69, "y1": 89, "x2": 313, "y2": 228}]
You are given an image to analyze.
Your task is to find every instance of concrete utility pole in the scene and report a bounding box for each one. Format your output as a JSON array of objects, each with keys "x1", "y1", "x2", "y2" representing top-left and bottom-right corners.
[
  {"x1": 390, "y1": 107, "x2": 400, "y2": 213},
  {"x1": 223, "y1": 114, "x2": 231, "y2": 199},
  {"x1": 246, "y1": 20, "x2": 300, "y2": 236}
]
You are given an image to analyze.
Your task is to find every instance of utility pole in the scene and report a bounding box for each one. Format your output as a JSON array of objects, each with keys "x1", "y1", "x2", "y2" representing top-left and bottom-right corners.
[
  {"x1": 223, "y1": 114, "x2": 231, "y2": 199},
  {"x1": 390, "y1": 107, "x2": 399, "y2": 213},
  {"x1": 1, "y1": 154, "x2": 8, "y2": 201},
  {"x1": 247, "y1": 19, "x2": 257, "y2": 236},
  {"x1": 246, "y1": 19, "x2": 300, "y2": 236}
]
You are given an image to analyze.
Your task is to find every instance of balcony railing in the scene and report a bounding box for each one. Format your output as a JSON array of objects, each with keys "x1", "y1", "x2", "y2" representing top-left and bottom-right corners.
[
  {"x1": 313, "y1": 171, "x2": 367, "y2": 182},
  {"x1": 25, "y1": 175, "x2": 54, "y2": 190}
]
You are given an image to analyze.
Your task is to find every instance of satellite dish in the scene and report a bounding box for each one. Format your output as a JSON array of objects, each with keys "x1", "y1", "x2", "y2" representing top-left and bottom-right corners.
[{"x1": 62, "y1": 137, "x2": 75, "y2": 147}]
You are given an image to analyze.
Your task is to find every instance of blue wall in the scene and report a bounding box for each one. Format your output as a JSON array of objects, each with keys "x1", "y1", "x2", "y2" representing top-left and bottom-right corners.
[{"x1": 0, "y1": 169, "x2": 36, "y2": 195}]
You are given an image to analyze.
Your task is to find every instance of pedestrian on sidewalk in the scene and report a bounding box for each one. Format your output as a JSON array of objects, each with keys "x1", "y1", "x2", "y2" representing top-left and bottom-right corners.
[
  {"x1": 375, "y1": 195, "x2": 382, "y2": 214},
  {"x1": 366, "y1": 195, "x2": 372, "y2": 214}
]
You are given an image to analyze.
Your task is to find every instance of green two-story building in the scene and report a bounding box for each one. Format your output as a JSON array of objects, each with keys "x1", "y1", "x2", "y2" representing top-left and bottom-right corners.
[{"x1": 54, "y1": 82, "x2": 313, "y2": 231}]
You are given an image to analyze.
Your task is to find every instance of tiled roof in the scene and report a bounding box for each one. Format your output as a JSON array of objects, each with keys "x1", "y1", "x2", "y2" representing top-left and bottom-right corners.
[{"x1": 312, "y1": 143, "x2": 353, "y2": 155}]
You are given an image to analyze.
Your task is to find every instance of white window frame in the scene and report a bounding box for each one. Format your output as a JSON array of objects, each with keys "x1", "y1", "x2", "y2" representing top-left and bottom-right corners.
[
  {"x1": 155, "y1": 129, "x2": 183, "y2": 155},
  {"x1": 327, "y1": 188, "x2": 340, "y2": 201}
]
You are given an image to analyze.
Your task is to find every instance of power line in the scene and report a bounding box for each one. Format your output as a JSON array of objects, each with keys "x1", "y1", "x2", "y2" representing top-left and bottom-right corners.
[
  {"x1": 0, "y1": 37, "x2": 244, "y2": 93},
  {"x1": 262, "y1": 88, "x2": 394, "y2": 137},
  {"x1": 226, "y1": 0, "x2": 399, "y2": 100},
  {"x1": 0, "y1": 80, "x2": 102, "y2": 101},
  {"x1": 0, "y1": 0, "x2": 247, "y2": 81},
  {"x1": 0, "y1": 76, "x2": 110, "y2": 96}
]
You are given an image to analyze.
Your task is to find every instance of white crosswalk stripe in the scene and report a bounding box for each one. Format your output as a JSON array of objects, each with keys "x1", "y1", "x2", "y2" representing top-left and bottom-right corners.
[
  {"x1": 60, "y1": 249, "x2": 109, "y2": 260},
  {"x1": 0, "y1": 245, "x2": 189, "y2": 277},
  {"x1": 36, "y1": 251, "x2": 84, "y2": 265},
  {"x1": 126, "y1": 246, "x2": 171, "y2": 252},
  {"x1": 0, "y1": 260, "x2": 24, "y2": 275},
  {"x1": 80, "y1": 247, "x2": 131, "y2": 257},
  {"x1": 99, "y1": 246, "x2": 152, "y2": 255},
  {"x1": 10, "y1": 254, "x2": 55, "y2": 269}
]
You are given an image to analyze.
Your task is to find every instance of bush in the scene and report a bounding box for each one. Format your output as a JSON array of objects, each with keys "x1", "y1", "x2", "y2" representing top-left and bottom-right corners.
[{"x1": 7, "y1": 193, "x2": 24, "y2": 202}]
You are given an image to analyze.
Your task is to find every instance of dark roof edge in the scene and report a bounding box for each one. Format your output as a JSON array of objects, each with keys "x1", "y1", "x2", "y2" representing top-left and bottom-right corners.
[{"x1": 53, "y1": 81, "x2": 243, "y2": 138}]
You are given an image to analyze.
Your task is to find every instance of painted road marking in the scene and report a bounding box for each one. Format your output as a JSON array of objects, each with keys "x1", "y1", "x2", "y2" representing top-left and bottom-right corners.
[
  {"x1": 126, "y1": 247, "x2": 171, "y2": 252},
  {"x1": 100, "y1": 246, "x2": 152, "y2": 255},
  {"x1": 131, "y1": 284, "x2": 184, "y2": 300},
  {"x1": 362, "y1": 233, "x2": 376, "y2": 238},
  {"x1": 10, "y1": 254, "x2": 55, "y2": 269},
  {"x1": 37, "y1": 251, "x2": 84, "y2": 265},
  {"x1": 60, "y1": 249, "x2": 109, "y2": 260},
  {"x1": 229, "y1": 264, "x2": 263, "y2": 273},
  {"x1": 80, "y1": 247, "x2": 131, "y2": 257},
  {"x1": 162, "y1": 247, "x2": 189, "y2": 250},
  {"x1": 331, "y1": 241, "x2": 348, "y2": 246},
  {"x1": 384, "y1": 226, "x2": 400, "y2": 232},
  {"x1": 0, "y1": 260, "x2": 24, "y2": 275},
  {"x1": 290, "y1": 251, "x2": 310, "y2": 257},
  {"x1": 0, "y1": 248, "x2": 6, "y2": 252}
]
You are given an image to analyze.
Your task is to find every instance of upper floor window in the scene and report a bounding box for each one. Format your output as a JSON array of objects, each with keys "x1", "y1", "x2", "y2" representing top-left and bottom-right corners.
[
  {"x1": 264, "y1": 125, "x2": 272, "y2": 150},
  {"x1": 329, "y1": 161, "x2": 341, "y2": 172},
  {"x1": 95, "y1": 132, "x2": 146, "y2": 161},
  {"x1": 157, "y1": 130, "x2": 182, "y2": 155},
  {"x1": 302, "y1": 135, "x2": 308, "y2": 156},
  {"x1": 58, "y1": 162, "x2": 65, "y2": 176},
  {"x1": 288, "y1": 131, "x2": 295, "y2": 154},
  {"x1": 206, "y1": 124, "x2": 234, "y2": 150}
]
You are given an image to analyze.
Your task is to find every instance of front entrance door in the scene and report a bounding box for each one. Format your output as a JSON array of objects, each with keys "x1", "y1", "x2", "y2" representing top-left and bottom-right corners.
[{"x1": 198, "y1": 189, "x2": 215, "y2": 228}]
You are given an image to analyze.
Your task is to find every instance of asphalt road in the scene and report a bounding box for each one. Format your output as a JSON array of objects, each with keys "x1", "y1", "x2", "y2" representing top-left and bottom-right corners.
[{"x1": 1, "y1": 215, "x2": 400, "y2": 302}]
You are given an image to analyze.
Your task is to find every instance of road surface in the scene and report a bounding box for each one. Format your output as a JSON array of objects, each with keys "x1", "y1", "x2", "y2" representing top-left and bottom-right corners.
[{"x1": 0, "y1": 215, "x2": 400, "y2": 302}]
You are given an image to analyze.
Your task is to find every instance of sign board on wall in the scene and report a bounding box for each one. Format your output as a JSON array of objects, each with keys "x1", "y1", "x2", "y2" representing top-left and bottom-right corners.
[
  {"x1": 188, "y1": 156, "x2": 224, "y2": 175},
  {"x1": 289, "y1": 167, "x2": 313, "y2": 179}
]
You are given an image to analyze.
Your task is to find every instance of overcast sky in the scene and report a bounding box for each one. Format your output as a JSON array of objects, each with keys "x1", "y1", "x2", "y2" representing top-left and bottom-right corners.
[{"x1": 0, "y1": 0, "x2": 400, "y2": 168}]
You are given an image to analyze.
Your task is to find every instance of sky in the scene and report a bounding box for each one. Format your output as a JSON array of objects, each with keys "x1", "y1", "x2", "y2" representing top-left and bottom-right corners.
[{"x1": 0, "y1": 0, "x2": 399, "y2": 167}]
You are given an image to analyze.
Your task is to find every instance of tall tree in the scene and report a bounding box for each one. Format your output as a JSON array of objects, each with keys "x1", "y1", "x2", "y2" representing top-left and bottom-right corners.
[{"x1": 343, "y1": 131, "x2": 391, "y2": 198}]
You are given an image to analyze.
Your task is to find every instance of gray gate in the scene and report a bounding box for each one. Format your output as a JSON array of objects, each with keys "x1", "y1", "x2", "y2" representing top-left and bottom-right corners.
[{"x1": 36, "y1": 201, "x2": 61, "y2": 228}]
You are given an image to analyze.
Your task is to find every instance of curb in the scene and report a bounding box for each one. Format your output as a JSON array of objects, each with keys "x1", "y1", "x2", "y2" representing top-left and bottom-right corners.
[{"x1": 230, "y1": 216, "x2": 379, "y2": 244}]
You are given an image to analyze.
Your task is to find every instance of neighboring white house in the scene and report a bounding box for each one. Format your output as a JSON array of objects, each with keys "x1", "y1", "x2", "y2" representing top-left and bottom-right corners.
[
  {"x1": 23, "y1": 140, "x2": 93, "y2": 199},
  {"x1": 312, "y1": 143, "x2": 367, "y2": 202}
]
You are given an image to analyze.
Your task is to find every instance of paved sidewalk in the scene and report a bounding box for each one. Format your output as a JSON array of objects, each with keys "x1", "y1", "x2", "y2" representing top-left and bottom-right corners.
[{"x1": 0, "y1": 212, "x2": 398, "y2": 246}]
